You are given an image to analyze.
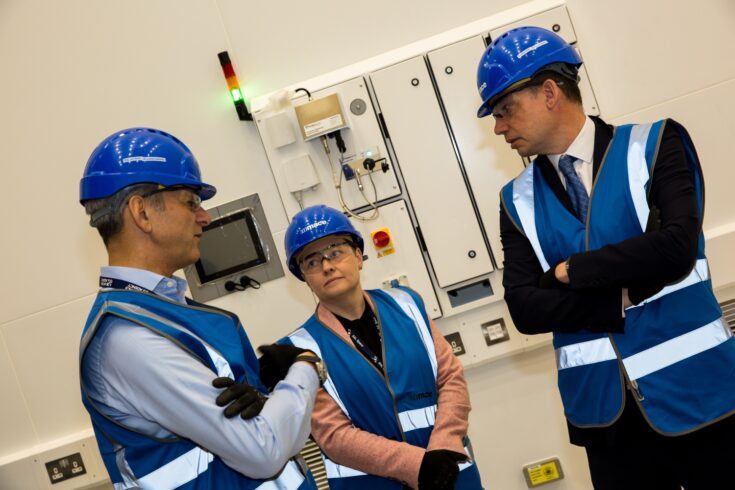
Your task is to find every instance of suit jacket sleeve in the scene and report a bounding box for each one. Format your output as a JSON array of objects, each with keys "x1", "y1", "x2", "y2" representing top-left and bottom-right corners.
[
  {"x1": 567, "y1": 120, "x2": 700, "y2": 291},
  {"x1": 500, "y1": 204, "x2": 625, "y2": 334}
]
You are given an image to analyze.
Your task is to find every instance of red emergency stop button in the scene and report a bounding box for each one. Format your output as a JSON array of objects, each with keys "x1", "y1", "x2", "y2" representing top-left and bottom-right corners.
[
  {"x1": 370, "y1": 228, "x2": 395, "y2": 258},
  {"x1": 372, "y1": 230, "x2": 391, "y2": 248}
]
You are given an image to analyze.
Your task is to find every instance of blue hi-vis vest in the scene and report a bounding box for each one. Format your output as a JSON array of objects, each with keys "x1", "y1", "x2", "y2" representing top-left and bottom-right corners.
[
  {"x1": 79, "y1": 289, "x2": 315, "y2": 490},
  {"x1": 501, "y1": 120, "x2": 735, "y2": 434},
  {"x1": 283, "y1": 287, "x2": 483, "y2": 489}
]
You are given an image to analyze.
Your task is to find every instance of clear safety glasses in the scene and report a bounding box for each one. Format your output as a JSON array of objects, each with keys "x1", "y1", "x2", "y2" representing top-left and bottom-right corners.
[{"x1": 298, "y1": 241, "x2": 354, "y2": 275}]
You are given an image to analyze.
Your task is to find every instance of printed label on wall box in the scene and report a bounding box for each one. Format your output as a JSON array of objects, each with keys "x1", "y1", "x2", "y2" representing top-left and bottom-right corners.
[{"x1": 303, "y1": 114, "x2": 344, "y2": 138}]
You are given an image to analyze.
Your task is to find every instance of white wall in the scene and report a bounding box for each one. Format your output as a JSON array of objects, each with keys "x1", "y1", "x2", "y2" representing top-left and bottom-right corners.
[{"x1": 1, "y1": 0, "x2": 734, "y2": 489}]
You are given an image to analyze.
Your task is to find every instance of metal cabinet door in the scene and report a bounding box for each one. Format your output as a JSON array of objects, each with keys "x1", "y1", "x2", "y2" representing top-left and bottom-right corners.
[
  {"x1": 370, "y1": 56, "x2": 494, "y2": 288},
  {"x1": 428, "y1": 35, "x2": 526, "y2": 266},
  {"x1": 356, "y1": 200, "x2": 441, "y2": 319}
]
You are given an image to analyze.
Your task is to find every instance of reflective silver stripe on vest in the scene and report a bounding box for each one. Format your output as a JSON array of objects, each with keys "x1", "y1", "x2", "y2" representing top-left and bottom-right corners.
[
  {"x1": 512, "y1": 164, "x2": 551, "y2": 271},
  {"x1": 256, "y1": 461, "x2": 306, "y2": 489},
  {"x1": 398, "y1": 405, "x2": 437, "y2": 433},
  {"x1": 556, "y1": 337, "x2": 617, "y2": 370},
  {"x1": 628, "y1": 258, "x2": 709, "y2": 309},
  {"x1": 112, "y1": 447, "x2": 214, "y2": 489},
  {"x1": 288, "y1": 328, "x2": 350, "y2": 418},
  {"x1": 623, "y1": 317, "x2": 732, "y2": 381},
  {"x1": 324, "y1": 458, "x2": 368, "y2": 479},
  {"x1": 627, "y1": 123, "x2": 653, "y2": 231},
  {"x1": 104, "y1": 301, "x2": 235, "y2": 378},
  {"x1": 324, "y1": 443, "x2": 475, "y2": 480},
  {"x1": 382, "y1": 289, "x2": 438, "y2": 379}
]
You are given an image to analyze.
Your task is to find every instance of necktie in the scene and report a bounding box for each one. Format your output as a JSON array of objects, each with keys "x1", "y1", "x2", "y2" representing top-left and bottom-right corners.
[{"x1": 558, "y1": 154, "x2": 589, "y2": 220}]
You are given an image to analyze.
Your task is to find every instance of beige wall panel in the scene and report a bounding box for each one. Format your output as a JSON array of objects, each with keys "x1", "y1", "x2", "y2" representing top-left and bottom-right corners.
[
  {"x1": 0, "y1": 0, "x2": 286, "y2": 325},
  {"x1": 0, "y1": 334, "x2": 38, "y2": 459},
  {"x1": 567, "y1": 0, "x2": 735, "y2": 119},
  {"x1": 2, "y1": 296, "x2": 95, "y2": 448},
  {"x1": 216, "y1": 0, "x2": 527, "y2": 99},
  {"x1": 465, "y1": 345, "x2": 593, "y2": 489}
]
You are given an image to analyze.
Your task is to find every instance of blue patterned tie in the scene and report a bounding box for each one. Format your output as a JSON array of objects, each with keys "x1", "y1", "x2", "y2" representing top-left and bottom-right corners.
[{"x1": 558, "y1": 154, "x2": 589, "y2": 220}]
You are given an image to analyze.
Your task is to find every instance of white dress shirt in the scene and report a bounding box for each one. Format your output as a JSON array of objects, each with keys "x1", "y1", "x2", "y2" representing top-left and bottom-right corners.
[{"x1": 548, "y1": 116, "x2": 596, "y2": 195}]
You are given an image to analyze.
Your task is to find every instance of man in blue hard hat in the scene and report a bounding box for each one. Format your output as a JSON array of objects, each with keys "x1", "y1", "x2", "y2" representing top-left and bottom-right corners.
[
  {"x1": 78, "y1": 127, "x2": 324, "y2": 489},
  {"x1": 477, "y1": 26, "x2": 735, "y2": 489}
]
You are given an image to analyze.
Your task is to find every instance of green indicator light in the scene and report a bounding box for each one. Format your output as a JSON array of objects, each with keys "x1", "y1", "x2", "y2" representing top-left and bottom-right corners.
[{"x1": 230, "y1": 88, "x2": 243, "y2": 102}]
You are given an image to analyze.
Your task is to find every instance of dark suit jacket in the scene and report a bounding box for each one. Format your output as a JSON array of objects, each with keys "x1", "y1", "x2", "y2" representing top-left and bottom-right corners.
[{"x1": 499, "y1": 116, "x2": 702, "y2": 445}]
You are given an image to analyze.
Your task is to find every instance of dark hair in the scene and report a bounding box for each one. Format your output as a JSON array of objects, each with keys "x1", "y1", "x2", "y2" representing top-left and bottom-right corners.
[
  {"x1": 528, "y1": 67, "x2": 583, "y2": 106},
  {"x1": 83, "y1": 183, "x2": 165, "y2": 246}
]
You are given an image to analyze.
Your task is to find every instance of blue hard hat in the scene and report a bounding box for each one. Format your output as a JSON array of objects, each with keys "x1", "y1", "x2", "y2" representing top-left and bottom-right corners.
[
  {"x1": 79, "y1": 127, "x2": 216, "y2": 203},
  {"x1": 285, "y1": 205, "x2": 364, "y2": 281},
  {"x1": 476, "y1": 26, "x2": 582, "y2": 118}
]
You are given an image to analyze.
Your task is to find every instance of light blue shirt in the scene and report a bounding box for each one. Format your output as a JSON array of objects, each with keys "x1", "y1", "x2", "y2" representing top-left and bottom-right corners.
[{"x1": 82, "y1": 266, "x2": 318, "y2": 479}]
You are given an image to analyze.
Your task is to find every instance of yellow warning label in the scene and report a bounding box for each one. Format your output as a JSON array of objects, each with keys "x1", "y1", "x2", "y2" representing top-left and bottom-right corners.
[{"x1": 526, "y1": 461, "x2": 560, "y2": 486}]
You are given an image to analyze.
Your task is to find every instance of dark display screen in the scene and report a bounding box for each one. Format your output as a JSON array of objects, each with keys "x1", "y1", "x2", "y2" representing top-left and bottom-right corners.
[{"x1": 194, "y1": 209, "x2": 266, "y2": 284}]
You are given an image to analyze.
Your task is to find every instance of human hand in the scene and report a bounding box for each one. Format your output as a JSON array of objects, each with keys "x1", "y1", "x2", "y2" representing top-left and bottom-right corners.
[
  {"x1": 418, "y1": 449, "x2": 467, "y2": 489},
  {"x1": 257, "y1": 343, "x2": 308, "y2": 391},
  {"x1": 539, "y1": 261, "x2": 570, "y2": 289},
  {"x1": 212, "y1": 377, "x2": 267, "y2": 419}
]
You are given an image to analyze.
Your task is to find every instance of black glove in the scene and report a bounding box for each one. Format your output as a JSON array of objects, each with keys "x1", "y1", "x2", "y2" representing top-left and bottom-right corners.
[
  {"x1": 538, "y1": 261, "x2": 569, "y2": 289},
  {"x1": 257, "y1": 343, "x2": 307, "y2": 391},
  {"x1": 212, "y1": 377, "x2": 267, "y2": 419},
  {"x1": 418, "y1": 450, "x2": 467, "y2": 489}
]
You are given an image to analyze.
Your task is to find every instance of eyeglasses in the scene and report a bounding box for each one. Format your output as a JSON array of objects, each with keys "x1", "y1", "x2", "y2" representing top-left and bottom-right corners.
[
  {"x1": 491, "y1": 95, "x2": 519, "y2": 120},
  {"x1": 491, "y1": 79, "x2": 565, "y2": 120},
  {"x1": 140, "y1": 185, "x2": 203, "y2": 212},
  {"x1": 298, "y1": 241, "x2": 354, "y2": 275}
]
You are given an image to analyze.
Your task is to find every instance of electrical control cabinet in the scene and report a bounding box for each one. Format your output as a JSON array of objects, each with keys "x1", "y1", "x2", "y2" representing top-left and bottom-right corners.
[
  {"x1": 427, "y1": 35, "x2": 526, "y2": 267},
  {"x1": 251, "y1": 3, "x2": 601, "y2": 367},
  {"x1": 254, "y1": 77, "x2": 401, "y2": 221},
  {"x1": 370, "y1": 56, "x2": 495, "y2": 289},
  {"x1": 355, "y1": 200, "x2": 442, "y2": 319}
]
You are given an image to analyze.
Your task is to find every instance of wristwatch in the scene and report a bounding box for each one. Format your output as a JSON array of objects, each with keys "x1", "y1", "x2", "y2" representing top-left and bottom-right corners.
[{"x1": 296, "y1": 354, "x2": 328, "y2": 387}]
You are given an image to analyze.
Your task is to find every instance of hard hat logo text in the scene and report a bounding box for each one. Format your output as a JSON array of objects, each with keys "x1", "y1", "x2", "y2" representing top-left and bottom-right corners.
[
  {"x1": 300, "y1": 220, "x2": 328, "y2": 233},
  {"x1": 517, "y1": 40, "x2": 549, "y2": 59},
  {"x1": 121, "y1": 156, "x2": 167, "y2": 164}
]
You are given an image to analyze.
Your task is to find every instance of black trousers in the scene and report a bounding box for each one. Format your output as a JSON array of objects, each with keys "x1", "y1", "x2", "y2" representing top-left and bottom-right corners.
[{"x1": 583, "y1": 396, "x2": 735, "y2": 490}]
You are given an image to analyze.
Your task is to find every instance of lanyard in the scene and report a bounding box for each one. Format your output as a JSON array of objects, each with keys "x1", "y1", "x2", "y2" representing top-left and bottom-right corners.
[
  {"x1": 342, "y1": 309, "x2": 384, "y2": 372},
  {"x1": 99, "y1": 276, "x2": 155, "y2": 294}
]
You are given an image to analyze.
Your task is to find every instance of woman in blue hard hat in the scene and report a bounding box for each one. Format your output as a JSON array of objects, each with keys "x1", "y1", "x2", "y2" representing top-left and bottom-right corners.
[{"x1": 279, "y1": 205, "x2": 484, "y2": 490}]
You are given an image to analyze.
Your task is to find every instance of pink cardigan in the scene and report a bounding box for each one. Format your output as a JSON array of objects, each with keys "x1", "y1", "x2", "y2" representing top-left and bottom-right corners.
[{"x1": 309, "y1": 292, "x2": 472, "y2": 489}]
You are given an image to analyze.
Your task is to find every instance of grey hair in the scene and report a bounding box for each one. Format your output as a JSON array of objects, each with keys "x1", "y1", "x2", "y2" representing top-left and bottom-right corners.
[{"x1": 83, "y1": 183, "x2": 165, "y2": 245}]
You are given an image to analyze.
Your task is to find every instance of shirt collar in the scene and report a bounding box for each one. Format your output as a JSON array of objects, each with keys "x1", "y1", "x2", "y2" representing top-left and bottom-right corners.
[
  {"x1": 100, "y1": 266, "x2": 189, "y2": 304},
  {"x1": 548, "y1": 116, "x2": 595, "y2": 168}
]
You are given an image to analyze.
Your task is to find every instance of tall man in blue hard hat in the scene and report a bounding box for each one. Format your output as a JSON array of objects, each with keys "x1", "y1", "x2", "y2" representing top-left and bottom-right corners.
[
  {"x1": 78, "y1": 127, "x2": 324, "y2": 489},
  {"x1": 476, "y1": 26, "x2": 735, "y2": 489}
]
